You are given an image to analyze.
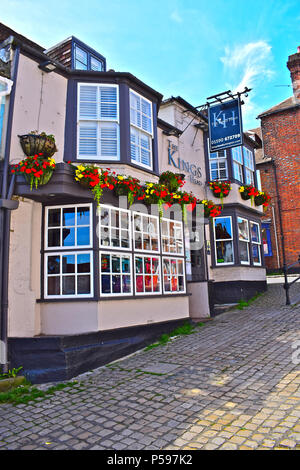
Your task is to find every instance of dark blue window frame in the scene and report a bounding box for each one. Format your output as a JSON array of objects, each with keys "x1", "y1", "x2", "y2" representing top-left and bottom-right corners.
[{"x1": 71, "y1": 37, "x2": 106, "y2": 72}]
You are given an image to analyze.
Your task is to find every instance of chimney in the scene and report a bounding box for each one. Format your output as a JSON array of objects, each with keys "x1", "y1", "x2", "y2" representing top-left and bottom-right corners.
[{"x1": 287, "y1": 47, "x2": 300, "y2": 102}]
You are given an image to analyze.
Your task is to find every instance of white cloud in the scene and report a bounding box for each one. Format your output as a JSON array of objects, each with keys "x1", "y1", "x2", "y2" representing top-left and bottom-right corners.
[
  {"x1": 170, "y1": 9, "x2": 183, "y2": 23},
  {"x1": 220, "y1": 41, "x2": 274, "y2": 127}
]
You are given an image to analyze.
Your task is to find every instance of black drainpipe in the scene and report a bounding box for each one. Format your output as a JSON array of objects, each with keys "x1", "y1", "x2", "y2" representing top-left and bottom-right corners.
[
  {"x1": 0, "y1": 42, "x2": 20, "y2": 373},
  {"x1": 271, "y1": 159, "x2": 286, "y2": 271}
]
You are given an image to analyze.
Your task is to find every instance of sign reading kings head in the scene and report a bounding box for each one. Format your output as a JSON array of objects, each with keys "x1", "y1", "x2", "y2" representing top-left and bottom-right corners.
[{"x1": 208, "y1": 98, "x2": 243, "y2": 153}]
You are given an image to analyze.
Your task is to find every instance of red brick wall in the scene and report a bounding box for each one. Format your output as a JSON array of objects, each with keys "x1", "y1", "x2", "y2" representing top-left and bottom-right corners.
[{"x1": 259, "y1": 105, "x2": 300, "y2": 271}]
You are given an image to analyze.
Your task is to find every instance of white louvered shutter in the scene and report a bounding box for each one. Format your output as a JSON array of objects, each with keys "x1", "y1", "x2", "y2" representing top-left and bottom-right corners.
[{"x1": 78, "y1": 84, "x2": 119, "y2": 160}]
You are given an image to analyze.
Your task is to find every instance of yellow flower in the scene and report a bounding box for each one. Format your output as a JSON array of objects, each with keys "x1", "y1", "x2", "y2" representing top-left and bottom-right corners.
[
  {"x1": 77, "y1": 165, "x2": 85, "y2": 172},
  {"x1": 147, "y1": 183, "x2": 153, "y2": 188},
  {"x1": 117, "y1": 175, "x2": 124, "y2": 180},
  {"x1": 239, "y1": 186, "x2": 244, "y2": 192}
]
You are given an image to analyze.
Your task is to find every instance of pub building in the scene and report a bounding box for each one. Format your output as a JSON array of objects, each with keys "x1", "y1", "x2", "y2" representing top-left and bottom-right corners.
[{"x1": 0, "y1": 24, "x2": 266, "y2": 382}]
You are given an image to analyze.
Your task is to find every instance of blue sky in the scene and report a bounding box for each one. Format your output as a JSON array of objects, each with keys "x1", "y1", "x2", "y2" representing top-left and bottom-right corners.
[{"x1": 1, "y1": 0, "x2": 299, "y2": 129}]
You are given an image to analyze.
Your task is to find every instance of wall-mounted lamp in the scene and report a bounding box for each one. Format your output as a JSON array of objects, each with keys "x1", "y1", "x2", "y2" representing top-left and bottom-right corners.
[{"x1": 38, "y1": 60, "x2": 56, "y2": 73}]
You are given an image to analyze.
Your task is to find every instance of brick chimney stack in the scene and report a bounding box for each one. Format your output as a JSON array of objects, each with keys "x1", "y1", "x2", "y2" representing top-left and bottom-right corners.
[{"x1": 287, "y1": 47, "x2": 300, "y2": 102}]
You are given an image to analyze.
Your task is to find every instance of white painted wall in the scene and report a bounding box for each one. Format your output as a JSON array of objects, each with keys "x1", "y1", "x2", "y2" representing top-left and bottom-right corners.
[{"x1": 9, "y1": 53, "x2": 67, "y2": 165}]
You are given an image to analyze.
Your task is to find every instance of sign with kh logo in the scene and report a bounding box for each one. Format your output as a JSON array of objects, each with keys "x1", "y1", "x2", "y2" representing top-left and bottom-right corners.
[{"x1": 208, "y1": 98, "x2": 243, "y2": 152}]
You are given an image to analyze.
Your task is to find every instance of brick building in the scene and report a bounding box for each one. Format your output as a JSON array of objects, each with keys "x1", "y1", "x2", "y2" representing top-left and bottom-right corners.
[{"x1": 253, "y1": 48, "x2": 300, "y2": 273}]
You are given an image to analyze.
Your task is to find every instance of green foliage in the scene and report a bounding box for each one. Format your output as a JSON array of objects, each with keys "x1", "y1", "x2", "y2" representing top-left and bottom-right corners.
[
  {"x1": 0, "y1": 381, "x2": 78, "y2": 405},
  {"x1": 145, "y1": 321, "x2": 204, "y2": 351},
  {"x1": 0, "y1": 366, "x2": 23, "y2": 380},
  {"x1": 236, "y1": 291, "x2": 263, "y2": 310}
]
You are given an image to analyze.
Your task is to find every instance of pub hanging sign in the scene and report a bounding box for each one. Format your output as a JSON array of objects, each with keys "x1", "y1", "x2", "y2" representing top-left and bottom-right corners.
[{"x1": 208, "y1": 98, "x2": 243, "y2": 153}]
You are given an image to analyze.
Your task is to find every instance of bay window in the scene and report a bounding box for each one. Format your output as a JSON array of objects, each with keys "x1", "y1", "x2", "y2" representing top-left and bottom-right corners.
[
  {"x1": 237, "y1": 217, "x2": 250, "y2": 265},
  {"x1": 213, "y1": 214, "x2": 263, "y2": 267},
  {"x1": 44, "y1": 202, "x2": 186, "y2": 299},
  {"x1": 77, "y1": 83, "x2": 119, "y2": 160},
  {"x1": 250, "y1": 221, "x2": 261, "y2": 265},
  {"x1": 213, "y1": 216, "x2": 234, "y2": 265},
  {"x1": 130, "y1": 89, "x2": 153, "y2": 169}
]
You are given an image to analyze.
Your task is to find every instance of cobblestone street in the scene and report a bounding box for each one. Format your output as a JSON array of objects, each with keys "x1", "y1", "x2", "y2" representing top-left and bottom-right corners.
[{"x1": 1, "y1": 283, "x2": 300, "y2": 451}]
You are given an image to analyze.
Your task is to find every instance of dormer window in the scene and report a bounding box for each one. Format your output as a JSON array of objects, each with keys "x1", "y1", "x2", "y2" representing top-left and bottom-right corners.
[{"x1": 74, "y1": 44, "x2": 104, "y2": 71}]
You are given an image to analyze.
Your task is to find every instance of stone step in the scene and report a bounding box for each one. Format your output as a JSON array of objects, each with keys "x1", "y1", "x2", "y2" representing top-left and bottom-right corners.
[{"x1": 212, "y1": 303, "x2": 239, "y2": 316}]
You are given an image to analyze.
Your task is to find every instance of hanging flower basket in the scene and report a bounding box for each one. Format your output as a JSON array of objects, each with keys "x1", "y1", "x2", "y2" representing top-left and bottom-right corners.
[
  {"x1": 254, "y1": 191, "x2": 271, "y2": 210},
  {"x1": 208, "y1": 180, "x2": 231, "y2": 207},
  {"x1": 200, "y1": 199, "x2": 222, "y2": 218},
  {"x1": 18, "y1": 132, "x2": 57, "y2": 158},
  {"x1": 158, "y1": 171, "x2": 185, "y2": 193},
  {"x1": 11, "y1": 154, "x2": 56, "y2": 190},
  {"x1": 114, "y1": 175, "x2": 142, "y2": 206},
  {"x1": 239, "y1": 184, "x2": 259, "y2": 205}
]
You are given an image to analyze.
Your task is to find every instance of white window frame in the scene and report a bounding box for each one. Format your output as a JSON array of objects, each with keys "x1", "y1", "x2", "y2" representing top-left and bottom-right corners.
[
  {"x1": 162, "y1": 256, "x2": 186, "y2": 295},
  {"x1": 134, "y1": 254, "x2": 162, "y2": 295},
  {"x1": 232, "y1": 146, "x2": 244, "y2": 183},
  {"x1": 161, "y1": 218, "x2": 184, "y2": 256},
  {"x1": 250, "y1": 221, "x2": 262, "y2": 266},
  {"x1": 45, "y1": 251, "x2": 94, "y2": 299},
  {"x1": 237, "y1": 216, "x2": 250, "y2": 265},
  {"x1": 132, "y1": 211, "x2": 160, "y2": 254},
  {"x1": 130, "y1": 89, "x2": 153, "y2": 170},
  {"x1": 98, "y1": 204, "x2": 132, "y2": 251},
  {"x1": 208, "y1": 146, "x2": 228, "y2": 181},
  {"x1": 77, "y1": 83, "x2": 120, "y2": 160},
  {"x1": 213, "y1": 216, "x2": 234, "y2": 266},
  {"x1": 45, "y1": 203, "x2": 93, "y2": 251},
  {"x1": 243, "y1": 146, "x2": 255, "y2": 185},
  {"x1": 99, "y1": 251, "x2": 133, "y2": 297}
]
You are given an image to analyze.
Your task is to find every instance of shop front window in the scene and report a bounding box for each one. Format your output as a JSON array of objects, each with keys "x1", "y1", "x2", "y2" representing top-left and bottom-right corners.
[
  {"x1": 162, "y1": 257, "x2": 185, "y2": 294},
  {"x1": 133, "y1": 212, "x2": 159, "y2": 252},
  {"x1": 135, "y1": 255, "x2": 161, "y2": 294},
  {"x1": 44, "y1": 203, "x2": 187, "y2": 299},
  {"x1": 99, "y1": 205, "x2": 131, "y2": 250},
  {"x1": 161, "y1": 218, "x2": 184, "y2": 255},
  {"x1": 214, "y1": 216, "x2": 234, "y2": 265},
  {"x1": 100, "y1": 252, "x2": 132, "y2": 296},
  {"x1": 45, "y1": 251, "x2": 93, "y2": 298}
]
